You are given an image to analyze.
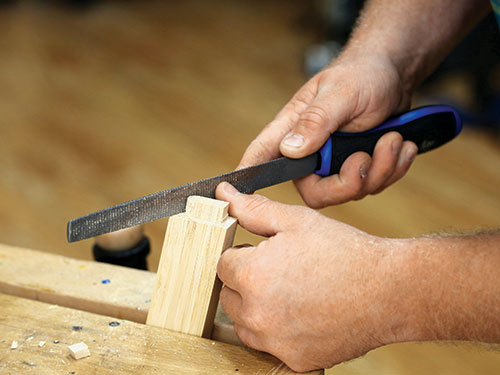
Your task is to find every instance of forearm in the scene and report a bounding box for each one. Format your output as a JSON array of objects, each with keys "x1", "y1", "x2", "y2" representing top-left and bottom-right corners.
[
  {"x1": 393, "y1": 230, "x2": 500, "y2": 344},
  {"x1": 340, "y1": 0, "x2": 492, "y2": 93}
]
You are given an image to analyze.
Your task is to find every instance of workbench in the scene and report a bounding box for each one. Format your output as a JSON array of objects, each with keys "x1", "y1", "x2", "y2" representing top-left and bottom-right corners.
[
  {"x1": 0, "y1": 244, "x2": 322, "y2": 374},
  {"x1": 3, "y1": 241, "x2": 500, "y2": 374}
]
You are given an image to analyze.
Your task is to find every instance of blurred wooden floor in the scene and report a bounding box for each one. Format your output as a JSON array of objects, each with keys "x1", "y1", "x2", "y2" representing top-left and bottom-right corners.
[{"x1": 0, "y1": 0, "x2": 499, "y2": 373}]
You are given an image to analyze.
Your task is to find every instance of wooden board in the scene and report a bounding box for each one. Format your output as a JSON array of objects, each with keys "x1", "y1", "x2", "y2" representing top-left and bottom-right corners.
[
  {"x1": 0, "y1": 243, "x2": 236, "y2": 344},
  {"x1": 0, "y1": 293, "x2": 322, "y2": 374},
  {"x1": 147, "y1": 196, "x2": 237, "y2": 337}
]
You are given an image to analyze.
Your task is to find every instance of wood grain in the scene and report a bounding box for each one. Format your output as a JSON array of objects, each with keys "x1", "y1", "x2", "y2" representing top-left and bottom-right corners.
[
  {"x1": 0, "y1": 293, "x2": 320, "y2": 375},
  {"x1": 147, "y1": 196, "x2": 237, "y2": 338},
  {"x1": 0, "y1": 243, "x2": 238, "y2": 344}
]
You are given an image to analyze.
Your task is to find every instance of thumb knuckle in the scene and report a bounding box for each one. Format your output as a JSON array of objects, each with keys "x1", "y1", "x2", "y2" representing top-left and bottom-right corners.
[
  {"x1": 298, "y1": 105, "x2": 329, "y2": 133},
  {"x1": 243, "y1": 194, "x2": 270, "y2": 214}
]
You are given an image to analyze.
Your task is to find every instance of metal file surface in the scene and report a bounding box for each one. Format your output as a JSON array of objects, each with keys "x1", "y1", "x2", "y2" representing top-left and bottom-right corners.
[{"x1": 67, "y1": 154, "x2": 318, "y2": 242}]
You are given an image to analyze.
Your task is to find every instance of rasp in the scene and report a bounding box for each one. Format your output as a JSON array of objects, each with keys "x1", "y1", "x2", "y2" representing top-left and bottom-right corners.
[{"x1": 67, "y1": 105, "x2": 462, "y2": 243}]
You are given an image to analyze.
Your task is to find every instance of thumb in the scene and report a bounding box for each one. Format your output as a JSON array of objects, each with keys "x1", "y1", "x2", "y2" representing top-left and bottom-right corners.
[
  {"x1": 280, "y1": 90, "x2": 353, "y2": 158},
  {"x1": 216, "y1": 182, "x2": 293, "y2": 237}
]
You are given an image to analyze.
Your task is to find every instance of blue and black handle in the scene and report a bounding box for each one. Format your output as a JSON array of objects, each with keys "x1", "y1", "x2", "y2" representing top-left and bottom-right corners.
[{"x1": 314, "y1": 105, "x2": 462, "y2": 176}]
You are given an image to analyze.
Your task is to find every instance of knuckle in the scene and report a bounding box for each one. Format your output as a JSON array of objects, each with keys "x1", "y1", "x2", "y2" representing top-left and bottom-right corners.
[
  {"x1": 236, "y1": 265, "x2": 254, "y2": 290},
  {"x1": 283, "y1": 101, "x2": 305, "y2": 122},
  {"x1": 219, "y1": 285, "x2": 229, "y2": 300},
  {"x1": 298, "y1": 105, "x2": 329, "y2": 132},
  {"x1": 216, "y1": 254, "x2": 230, "y2": 281},
  {"x1": 233, "y1": 254, "x2": 261, "y2": 294},
  {"x1": 243, "y1": 194, "x2": 270, "y2": 214},
  {"x1": 216, "y1": 259, "x2": 224, "y2": 279},
  {"x1": 234, "y1": 325, "x2": 261, "y2": 350},
  {"x1": 233, "y1": 325, "x2": 251, "y2": 346},
  {"x1": 241, "y1": 307, "x2": 268, "y2": 333},
  {"x1": 219, "y1": 287, "x2": 231, "y2": 309}
]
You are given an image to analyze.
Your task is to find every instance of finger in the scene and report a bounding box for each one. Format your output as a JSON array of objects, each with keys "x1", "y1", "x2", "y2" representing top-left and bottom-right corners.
[
  {"x1": 216, "y1": 182, "x2": 295, "y2": 236},
  {"x1": 237, "y1": 119, "x2": 291, "y2": 170},
  {"x1": 374, "y1": 141, "x2": 418, "y2": 193},
  {"x1": 279, "y1": 88, "x2": 356, "y2": 159},
  {"x1": 234, "y1": 323, "x2": 266, "y2": 351},
  {"x1": 294, "y1": 151, "x2": 372, "y2": 208},
  {"x1": 217, "y1": 246, "x2": 255, "y2": 291},
  {"x1": 237, "y1": 86, "x2": 315, "y2": 169},
  {"x1": 219, "y1": 285, "x2": 244, "y2": 325},
  {"x1": 362, "y1": 132, "x2": 403, "y2": 193}
]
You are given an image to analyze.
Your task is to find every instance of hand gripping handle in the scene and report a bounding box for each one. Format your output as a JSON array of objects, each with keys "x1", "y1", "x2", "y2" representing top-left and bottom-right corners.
[{"x1": 315, "y1": 105, "x2": 462, "y2": 176}]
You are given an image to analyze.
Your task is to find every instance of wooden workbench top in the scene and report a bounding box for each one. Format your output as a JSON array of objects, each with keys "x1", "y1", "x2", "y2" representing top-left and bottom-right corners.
[{"x1": 0, "y1": 293, "x2": 319, "y2": 374}]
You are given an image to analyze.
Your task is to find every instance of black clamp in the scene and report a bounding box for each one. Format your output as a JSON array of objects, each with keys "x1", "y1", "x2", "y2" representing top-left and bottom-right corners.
[{"x1": 93, "y1": 236, "x2": 150, "y2": 270}]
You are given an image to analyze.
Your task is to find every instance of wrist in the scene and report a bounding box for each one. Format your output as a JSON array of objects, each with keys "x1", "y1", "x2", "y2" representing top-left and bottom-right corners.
[
  {"x1": 337, "y1": 42, "x2": 418, "y2": 99},
  {"x1": 371, "y1": 237, "x2": 427, "y2": 345}
]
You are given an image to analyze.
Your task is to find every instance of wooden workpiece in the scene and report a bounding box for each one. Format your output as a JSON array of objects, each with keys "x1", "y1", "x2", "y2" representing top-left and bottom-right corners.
[
  {"x1": 147, "y1": 196, "x2": 237, "y2": 338},
  {"x1": 0, "y1": 243, "x2": 238, "y2": 345},
  {"x1": 0, "y1": 293, "x2": 317, "y2": 374}
]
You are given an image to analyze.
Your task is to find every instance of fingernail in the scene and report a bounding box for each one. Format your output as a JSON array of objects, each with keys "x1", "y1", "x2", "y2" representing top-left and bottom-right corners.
[
  {"x1": 359, "y1": 160, "x2": 371, "y2": 179},
  {"x1": 392, "y1": 139, "x2": 403, "y2": 156},
  {"x1": 221, "y1": 182, "x2": 240, "y2": 196},
  {"x1": 406, "y1": 146, "x2": 417, "y2": 163},
  {"x1": 282, "y1": 133, "x2": 304, "y2": 148}
]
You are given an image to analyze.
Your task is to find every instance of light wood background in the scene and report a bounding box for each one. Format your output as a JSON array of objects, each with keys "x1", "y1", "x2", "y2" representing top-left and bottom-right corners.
[{"x1": 0, "y1": 0, "x2": 499, "y2": 373}]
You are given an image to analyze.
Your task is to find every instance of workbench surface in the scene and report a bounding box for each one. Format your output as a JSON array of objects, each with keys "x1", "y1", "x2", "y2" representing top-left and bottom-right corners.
[{"x1": 0, "y1": 293, "x2": 316, "y2": 374}]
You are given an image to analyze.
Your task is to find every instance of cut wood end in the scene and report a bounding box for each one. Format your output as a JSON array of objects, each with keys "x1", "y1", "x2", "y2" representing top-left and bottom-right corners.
[
  {"x1": 186, "y1": 196, "x2": 229, "y2": 223},
  {"x1": 68, "y1": 342, "x2": 91, "y2": 359}
]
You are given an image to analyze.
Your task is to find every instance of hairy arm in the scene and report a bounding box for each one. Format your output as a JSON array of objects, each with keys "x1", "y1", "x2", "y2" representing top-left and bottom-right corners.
[
  {"x1": 345, "y1": 0, "x2": 492, "y2": 92},
  {"x1": 396, "y1": 231, "x2": 500, "y2": 344}
]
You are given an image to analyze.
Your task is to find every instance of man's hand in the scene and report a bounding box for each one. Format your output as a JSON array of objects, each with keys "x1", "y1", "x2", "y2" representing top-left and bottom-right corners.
[
  {"x1": 239, "y1": 0, "x2": 490, "y2": 208},
  {"x1": 238, "y1": 54, "x2": 418, "y2": 208},
  {"x1": 215, "y1": 182, "x2": 408, "y2": 371},
  {"x1": 216, "y1": 182, "x2": 500, "y2": 372}
]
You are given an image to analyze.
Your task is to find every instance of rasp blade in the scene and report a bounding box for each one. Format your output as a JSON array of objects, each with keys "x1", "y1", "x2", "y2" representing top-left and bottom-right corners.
[{"x1": 67, "y1": 154, "x2": 318, "y2": 242}]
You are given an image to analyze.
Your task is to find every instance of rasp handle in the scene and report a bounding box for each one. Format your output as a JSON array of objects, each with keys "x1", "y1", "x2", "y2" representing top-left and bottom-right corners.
[{"x1": 314, "y1": 105, "x2": 462, "y2": 176}]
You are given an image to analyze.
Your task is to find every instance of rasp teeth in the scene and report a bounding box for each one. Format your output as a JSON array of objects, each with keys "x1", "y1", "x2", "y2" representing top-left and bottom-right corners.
[{"x1": 67, "y1": 154, "x2": 318, "y2": 242}]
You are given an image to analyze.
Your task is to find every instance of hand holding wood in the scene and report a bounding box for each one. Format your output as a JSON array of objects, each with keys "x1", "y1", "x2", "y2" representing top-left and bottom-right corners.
[
  {"x1": 215, "y1": 182, "x2": 402, "y2": 371},
  {"x1": 215, "y1": 182, "x2": 500, "y2": 372}
]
